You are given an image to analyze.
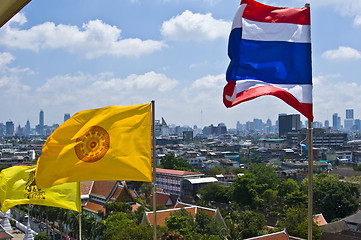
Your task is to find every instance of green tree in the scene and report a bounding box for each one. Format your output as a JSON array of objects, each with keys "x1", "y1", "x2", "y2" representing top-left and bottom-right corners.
[
  {"x1": 247, "y1": 163, "x2": 281, "y2": 192},
  {"x1": 139, "y1": 182, "x2": 153, "y2": 204},
  {"x1": 160, "y1": 153, "x2": 193, "y2": 171},
  {"x1": 225, "y1": 205, "x2": 266, "y2": 240},
  {"x1": 165, "y1": 208, "x2": 195, "y2": 237},
  {"x1": 198, "y1": 183, "x2": 230, "y2": 204},
  {"x1": 102, "y1": 212, "x2": 156, "y2": 240},
  {"x1": 278, "y1": 206, "x2": 307, "y2": 235},
  {"x1": 231, "y1": 174, "x2": 260, "y2": 208},
  {"x1": 34, "y1": 233, "x2": 50, "y2": 240},
  {"x1": 302, "y1": 173, "x2": 359, "y2": 221},
  {"x1": 293, "y1": 221, "x2": 322, "y2": 240},
  {"x1": 104, "y1": 202, "x2": 132, "y2": 216},
  {"x1": 206, "y1": 165, "x2": 225, "y2": 176}
]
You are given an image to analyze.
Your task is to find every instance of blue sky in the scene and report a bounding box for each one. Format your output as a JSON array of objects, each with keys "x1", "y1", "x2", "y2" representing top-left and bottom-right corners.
[{"x1": 1, "y1": 0, "x2": 361, "y2": 129}]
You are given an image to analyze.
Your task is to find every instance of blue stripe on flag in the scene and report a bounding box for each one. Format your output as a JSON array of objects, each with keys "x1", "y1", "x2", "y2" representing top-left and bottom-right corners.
[{"x1": 226, "y1": 28, "x2": 312, "y2": 85}]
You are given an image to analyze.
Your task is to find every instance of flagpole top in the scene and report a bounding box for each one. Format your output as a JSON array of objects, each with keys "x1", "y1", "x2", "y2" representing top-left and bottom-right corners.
[{"x1": 305, "y1": 3, "x2": 310, "y2": 8}]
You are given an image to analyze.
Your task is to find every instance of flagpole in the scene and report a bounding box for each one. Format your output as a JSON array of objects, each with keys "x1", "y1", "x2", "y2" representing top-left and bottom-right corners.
[
  {"x1": 152, "y1": 100, "x2": 157, "y2": 240},
  {"x1": 307, "y1": 120, "x2": 313, "y2": 240},
  {"x1": 304, "y1": 3, "x2": 313, "y2": 240},
  {"x1": 79, "y1": 213, "x2": 82, "y2": 240}
]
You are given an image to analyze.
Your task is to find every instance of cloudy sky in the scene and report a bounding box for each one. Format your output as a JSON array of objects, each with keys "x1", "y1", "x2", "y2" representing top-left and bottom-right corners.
[{"x1": 1, "y1": 0, "x2": 361, "y2": 129}]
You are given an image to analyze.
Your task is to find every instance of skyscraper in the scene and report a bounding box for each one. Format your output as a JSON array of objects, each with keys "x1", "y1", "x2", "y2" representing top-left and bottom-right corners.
[
  {"x1": 24, "y1": 120, "x2": 31, "y2": 136},
  {"x1": 5, "y1": 121, "x2": 14, "y2": 136},
  {"x1": 64, "y1": 113, "x2": 71, "y2": 122},
  {"x1": 37, "y1": 110, "x2": 44, "y2": 135},
  {"x1": 332, "y1": 113, "x2": 341, "y2": 130},
  {"x1": 278, "y1": 114, "x2": 300, "y2": 137},
  {"x1": 346, "y1": 109, "x2": 354, "y2": 119},
  {"x1": 345, "y1": 109, "x2": 354, "y2": 131}
]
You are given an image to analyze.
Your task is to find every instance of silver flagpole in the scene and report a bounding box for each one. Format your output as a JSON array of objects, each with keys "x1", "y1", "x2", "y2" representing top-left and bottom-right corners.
[
  {"x1": 304, "y1": 3, "x2": 313, "y2": 240},
  {"x1": 307, "y1": 120, "x2": 313, "y2": 240},
  {"x1": 152, "y1": 100, "x2": 157, "y2": 240},
  {"x1": 79, "y1": 212, "x2": 82, "y2": 240}
]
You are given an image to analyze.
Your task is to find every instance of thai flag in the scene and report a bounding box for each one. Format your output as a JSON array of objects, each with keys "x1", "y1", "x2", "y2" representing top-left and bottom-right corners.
[{"x1": 223, "y1": 0, "x2": 313, "y2": 121}]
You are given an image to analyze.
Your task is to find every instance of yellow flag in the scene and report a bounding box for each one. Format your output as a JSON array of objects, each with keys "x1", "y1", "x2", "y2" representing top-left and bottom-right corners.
[
  {"x1": 0, "y1": 166, "x2": 81, "y2": 213},
  {"x1": 35, "y1": 104, "x2": 152, "y2": 189}
]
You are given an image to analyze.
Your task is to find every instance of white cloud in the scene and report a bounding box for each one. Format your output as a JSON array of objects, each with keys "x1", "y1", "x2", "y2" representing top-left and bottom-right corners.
[
  {"x1": 354, "y1": 15, "x2": 361, "y2": 25},
  {"x1": 0, "y1": 52, "x2": 15, "y2": 69},
  {"x1": 312, "y1": 74, "x2": 361, "y2": 121},
  {"x1": 0, "y1": 52, "x2": 31, "y2": 94},
  {"x1": 309, "y1": 0, "x2": 361, "y2": 26},
  {"x1": 161, "y1": 10, "x2": 231, "y2": 41},
  {"x1": 36, "y1": 71, "x2": 179, "y2": 107},
  {"x1": 322, "y1": 46, "x2": 361, "y2": 61},
  {"x1": 0, "y1": 19, "x2": 166, "y2": 59}
]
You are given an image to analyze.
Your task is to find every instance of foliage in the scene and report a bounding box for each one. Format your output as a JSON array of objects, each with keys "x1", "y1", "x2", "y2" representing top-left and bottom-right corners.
[
  {"x1": 353, "y1": 164, "x2": 361, "y2": 171},
  {"x1": 104, "y1": 202, "x2": 132, "y2": 216},
  {"x1": 139, "y1": 182, "x2": 153, "y2": 204},
  {"x1": 34, "y1": 233, "x2": 50, "y2": 240},
  {"x1": 301, "y1": 173, "x2": 359, "y2": 221},
  {"x1": 225, "y1": 205, "x2": 267, "y2": 240},
  {"x1": 206, "y1": 165, "x2": 225, "y2": 176},
  {"x1": 165, "y1": 208, "x2": 195, "y2": 237},
  {"x1": 165, "y1": 208, "x2": 227, "y2": 239},
  {"x1": 231, "y1": 174, "x2": 260, "y2": 208},
  {"x1": 198, "y1": 182, "x2": 230, "y2": 204},
  {"x1": 247, "y1": 163, "x2": 281, "y2": 192},
  {"x1": 293, "y1": 220, "x2": 322, "y2": 240},
  {"x1": 160, "y1": 153, "x2": 193, "y2": 171},
  {"x1": 278, "y1": 206, "x2": 307, "y2": 234},
  {"x1": 102, "y1": 212, "x2": 156, "y2": 240}
]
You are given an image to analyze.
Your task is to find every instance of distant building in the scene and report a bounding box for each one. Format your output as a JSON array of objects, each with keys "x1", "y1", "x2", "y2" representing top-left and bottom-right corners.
[
  {"x1": 24, "y1": 120, "x2": 31, "y2": 136},
  {"x1": 5, "y1": 121, "x2": 14, "y2": 136},
  {"x1": 345, "y1": 109, "x2": 354, "y2": 131},
  {"x1": 286, "y1": 128, "x2": 347, "y2": 149},
  {"x1": 64, "y1": 113, "x2": 71, "y2": 122},
  {"x1": 278, "y1": 114, "x2": 300, "y2": 137},
  {"x1": 155, "y1": 117, "x2": 169, "y2": 137},
  {"x1": 333, "y1": 113, "x2": 341, "y2": 130}
]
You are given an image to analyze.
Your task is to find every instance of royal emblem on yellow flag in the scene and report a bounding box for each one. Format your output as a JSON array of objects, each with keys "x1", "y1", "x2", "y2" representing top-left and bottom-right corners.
[
  {"x1": 0, "y1": 166, "x2": 81, "y2": 213},
  {"x1": 35, "y1": 103, "x2": 152, "y2": 189}
]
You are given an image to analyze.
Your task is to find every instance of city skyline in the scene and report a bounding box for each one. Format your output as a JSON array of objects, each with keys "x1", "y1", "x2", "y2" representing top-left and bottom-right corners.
[
  {"x1": 1, "y1": 108, "x2": 359, "y2": 131},
  {"x1": 1, "y1": 0, "x2": 361, "y2": 127}
]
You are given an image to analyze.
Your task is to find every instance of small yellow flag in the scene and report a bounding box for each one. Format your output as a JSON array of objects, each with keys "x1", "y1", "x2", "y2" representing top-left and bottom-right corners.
[
  {"x1": 35, "y1": 104, "x2": 152, "y2": 189},
  {"x1": 0, "y1": 166, "x2": 81, "y2": 213}
]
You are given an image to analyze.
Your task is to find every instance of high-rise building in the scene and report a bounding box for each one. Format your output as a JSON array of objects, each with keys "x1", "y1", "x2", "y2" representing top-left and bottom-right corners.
[
  {"x1": 332, "y1": 113, "x2": 341, "y2": 130},
  {"x1": 324, "y1": 120, "x2": 329, "y2": 128},
  {"x1": 5, "y1": 121, "x2": 14, "y2": 136},
  {"x1": 37, "y1": 110, "x2": 45, "y2": 135},
  {"x1": 345, "y1": 109, "x2": 354, "y2": 131},
  {"x1": 64, "y1": 113, "x2": 71, "y2": 122},
  {"x1": 278, "y1": 114, "x2": 300, "y2": 137},
  {"x1": 24, "y1": 120, "x2": 31, "y2": 136},
  {"x1": 39, "y1": 110, "x2": 44, "y2": 127},
  {"x1": 346, "y1": 109, "x2": 354, "y2": 119}
]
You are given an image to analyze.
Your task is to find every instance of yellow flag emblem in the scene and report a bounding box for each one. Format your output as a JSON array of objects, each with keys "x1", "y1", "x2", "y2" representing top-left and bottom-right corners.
[
  {"x1": 35, "y1": 103, "x2": 152, "y2": 189},
  {"x1": 0, "y1": 166, "x2": 81, "y2": 213}
]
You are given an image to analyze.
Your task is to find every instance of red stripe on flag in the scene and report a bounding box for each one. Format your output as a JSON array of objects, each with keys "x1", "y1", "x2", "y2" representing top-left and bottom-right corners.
[
  {"x1": 223, "y1": 82, "x2": 313, "y2": 121},
  {"x1": 240, "y1": 0, "x2": 310, "y2": 25}
]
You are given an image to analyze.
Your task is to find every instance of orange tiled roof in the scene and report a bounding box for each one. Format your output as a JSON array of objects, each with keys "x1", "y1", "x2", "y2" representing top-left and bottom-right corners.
[
  {"x1": 83, "y1": 201, "x2": 106, "y2": 214},
  {"x1": 313, "y1": 213, "x2": 327, "y2": 226},
  {"x1": 244, "y1": 230, "x2": 289, "y2": 240},
  {"x1": 81, "y1": 181, "x2": 93, "y2": 195},
  {"x1": 150, "y1": 192, "x2": 174, "y2": 206},
  {"x1": 156, "y1": 168, "x2": 200, "y2": 176},
  {"x1": 90, "y1": 181, "x2": 116, "y2": 199},
  {"x1": 145, "y1": 206, "x2": 216, "y2": 226}
]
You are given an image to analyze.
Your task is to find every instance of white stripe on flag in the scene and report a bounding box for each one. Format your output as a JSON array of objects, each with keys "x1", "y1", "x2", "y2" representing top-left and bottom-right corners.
[{"x1": 242, "y1": 19, "x2": 310, "y2": 43}]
